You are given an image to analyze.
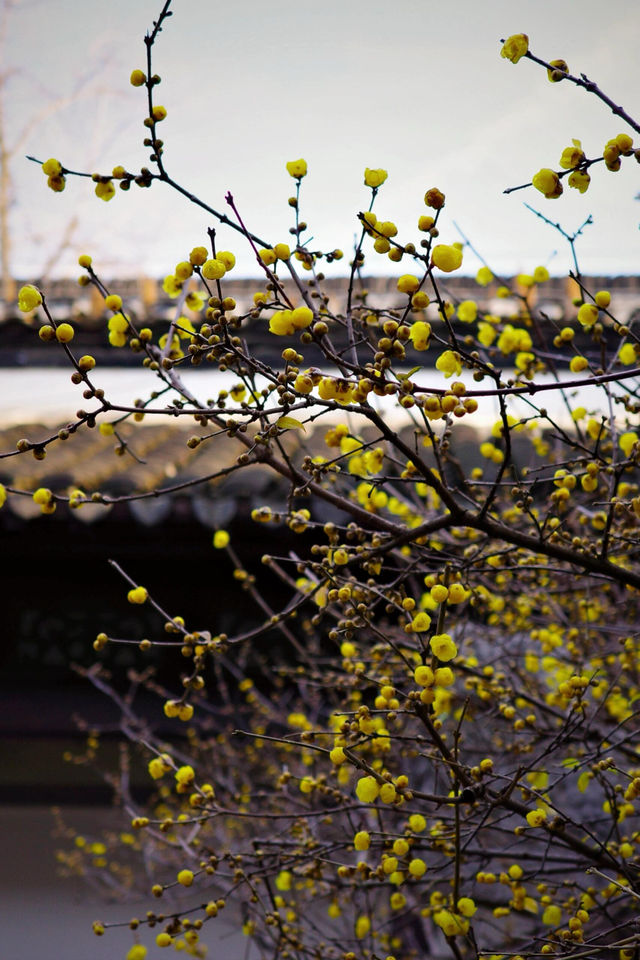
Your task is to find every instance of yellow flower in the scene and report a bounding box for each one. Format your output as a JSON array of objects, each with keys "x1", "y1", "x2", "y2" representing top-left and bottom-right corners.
[
  {"x1": 409, "y1": 320, "x2": 431, "y2": 350},
  {"x1": 542, "y1": 904, "x2": 562, "y2": 926},
  {"x1": 418, "y1": 215, "x2": 434, "y2": 231},
  {"x1": 364, "y1": 167, "x2": 388, "y2": 188},
  {"x1": 275, "y1": 870, "x2": 292, "y2": 891},
  {"x1": 162, "y1": 274, "x2": 182, "y2": 298},
  {"x1": 202, "y1": 258, "x2": 226, "y2": 280},
  {"x1": 533, "y1": 265, "x2": 550, "y2": 283},
  {"x1": 95, "y1": 180, "x2": 116, "y2": 202},
  {"x1": 431, "y1": 244, "x2": 463, "y2": 272},
  {"x1": 177, "y1": 869, "x2": 194, "y2": 887},
  {"x1": 286, "y1": 158, "x2": 307, "y2": 178},
  {"x1": 274, "y1": 242, "x2": 290, "y2": 260},
  {"x1": 547, "y1": 59, "x2": 569, "y2": 82},
  {"x1": 618, "y1": 343, "x2": 636, "y2": 365},
  {"x1": 532, "y1": 168, "x2": 563, "y2": 198},
  {"x1": 577, "y1": 303, "x2": 598, "y2": 327},
  {"x1": 447, "y1": 583, "x2": 468, "y2": 604},
  {"x1": 148, "y1": 756, "x2": 169, "y2": 779},
  {"x1": 411, "y1": 291, "x2": 429, "y2": 310},
  {"x1": 217, "y1": 250, "x2": 236, "y2": 271},
  {"x1": 475, "y1": 266, "x2": 493, "y2": 286},
  {"x1": 436, "y1": 349, "x2": 462, "y2": 378},
  {"x1": 355, "y1": 915, "x2": 371, "y2": 938},
  {"x1": 213, "y1": 529, "x2": 230, "y2": 548},
  {"x1": 397, "y1": 274, "x2": 420, "y2": 294},
  {"x1": 56, "y1": 323, "x2": 74, "y2": 343},
  {"x1": 408, "y1": 814, "x2": 426, "y2": 832},
  {"x1": 434, "y1": 909, "x2": 468, "y2": 937},
  {"x1": 619, "y1": 432, "x2": 638, "y2": 457},
  {"x1": 424, "y1": 187, "x2": 445, "y2": 209},
  {"x1": 18, "y1": 285, "x2": 42, "y2": 312},
  {"x1": 127, "y1": 586, "x2": 148, "y2": 604},
  {"x1": 291, "y1": 306, "x2": 313, "y2": 329},
  {"x1": 411, "y1": 611, "x2": 432, "y2": 632},
  {"x1": 429, "y1": 632, "x2": 458, "y2": 662},
  {"x1": 130, "y1": 69, "x2": 146, "y2": 86},
  {"x1": 175, "y1": 764, "x2": 195, "y2": 784},
  {"x1": 354, "y1": 830, "x2": 370, "y2": 850},
  {"x1": 568, "y1": 170, "x2": 590, "y2": 193},
  {"x1": 379, "y1": 782, "x2": 397, "y2": 803},
  {"x1": 526, "y1": 808, "x2": 547, "y2": 827},
  {"x1": 457, "y1": 300, "x2": 477, "y2": 323},
  {"x1": 615, "y1": 133, "x2": 634, "y2": 154},
  {"x1": 457, "y1": 897, "x2": 477, "y2": 917},
  {"x1": 126, "y1": 946, "x2": 147, "y2": 960},
  {"x1": 477, "y1": 321, "x2": 496, "y2": 347},
  {"x1": 500, "y1": 33, "x2": 529, "y2": 64},
  {"x1": 414, "y1": 665, "x2": 435, "y2": 687},
  {"x1": 569, "y1": 356, "x2": 588, "y2": 373},
  {"x1": 559, "y1": 139, "x2": 584, "y2": 169},
  {"x1": 269, "y1": 310, "x2": 295, "y2": 335},
  {"x1": 41, "y1": 158, "x2": 62, "y2": 176},
  {"x1": 356, "y1": 775, "x2": 380, "y2": 803}
]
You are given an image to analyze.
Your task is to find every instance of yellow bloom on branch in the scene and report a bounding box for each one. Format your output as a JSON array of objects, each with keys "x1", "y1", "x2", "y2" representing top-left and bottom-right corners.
[
  {"x1": 18, "y1": 285, "x2": 42, "y2": 312},
  {"x1": 436, "y1": 349, "x2": 462, "y2": 378},
  {"x1": 286, "y1": 158, "x2": 308, "y2": 178},
  {"x1": 532, "y1": 168, "x2": 563, "y2": 199},
  {"x1": 364, "y1": 167, "x2": 387, "y2": 188},
  {"x1": 431, "y1": 244, "x2": 463, "y2": 272},
  {"x1": 500, "y1": 33, "x2": 529, "y2": 64}
]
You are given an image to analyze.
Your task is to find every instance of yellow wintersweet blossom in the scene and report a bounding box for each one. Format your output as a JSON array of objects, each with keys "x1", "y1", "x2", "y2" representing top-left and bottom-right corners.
[
  {"x1": 526, "y1": 808, "x2": 547, "y2": 827},
  {"x1": 568, "y1": 170, "x2": 591, "y2": 193},
  {"x1": 434, "y1": 909, "x2": 469, "y2": 937},
  {"x1": 547, "y1": 58, "x2": 569, "y2": 82},
  {"x1": 533, "y1": 265, "x2": 550, "y2": 283},
  {"x1": 618, "y1": 343, "x2": 636, "y2": 365},
  {"x1": 532, "y1": 168, "x2": 563, "y2": 198},
  {"x1": 476, "y1": 266, "x2": 494, "y2": 286},
  {"x1": 409, "y1": 320, "x2": 431, "y2": 350},
  {"x1": 619, "y1": 432, "x2": 638, "y2": 457},
  {"x1": 42, "y1": 157, "x2": 66, "y2": 192},
  {"x1": 477, "y1": 321, "x2": 496, "y2": 347},
  {"x1": 431, "y1": 244, "x2": 463, "y2": 272},
  {"x1": 429, "y1": 633, "x2": 458, "y2": 662},
  {"x1": 202, "y1": 258, "x2": 226, "y2": 280},
  {"x1": 497, "y1": 325, "x2": 532, "y2": 354},
  {"x1": 286, "y1": 158, "x2": 308, "y2": 178},
  {"x1": 363, "y1": 167, "x2": 388, "y2": 188},
  {"x1": 127, "y1": 586, "x2": 148, "y2": 604},
  {"x1": 457, "y1": 300, "x2": 477, "y2": 323},
  {"x1": 95, "y1": 180, "x2": 116, "y2": 201},
  {"x1": 436, "y1": 349, "x2": 462, "y2": 378},
  {"x1": 355, "y1": 776, "x2": 380, "y2": 803},
  {"x1": 18, "y1": 285, "x2": 42, "y2": 312},
  {"x1": 577, "y1": 303, "x2": 598, "y2": 327},
  {"x1": 424, "y1": 187, "x2": 445, "y2": 209},
  {"x1": 500, "y1": 34, "x2": 529, "y2": 64},
  {"x1": 559, "y1": 139, "x2": 585, "y2": 169},
  {"x1": 397, "y1": 274, "x2": 420, "y2": 294}
]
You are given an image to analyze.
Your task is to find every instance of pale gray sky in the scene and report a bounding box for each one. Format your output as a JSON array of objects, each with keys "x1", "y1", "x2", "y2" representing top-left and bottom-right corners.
[{"x1": 4, "y1": 0, "x2": 639, "y2": 280}]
